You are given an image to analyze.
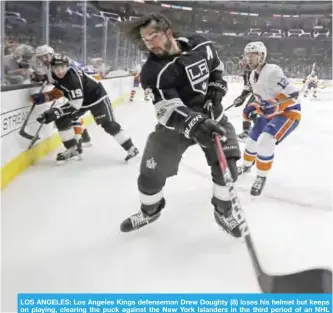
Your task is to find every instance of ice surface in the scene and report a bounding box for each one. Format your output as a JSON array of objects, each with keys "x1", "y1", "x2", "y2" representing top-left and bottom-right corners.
[{"x1": 1, "y1": 85, "x2": 332, "y2": 311}]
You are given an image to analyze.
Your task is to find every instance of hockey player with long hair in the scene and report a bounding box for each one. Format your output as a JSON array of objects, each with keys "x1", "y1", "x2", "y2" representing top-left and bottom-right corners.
[
  {"x1": 32, "y1": 54, "x2": 139, "y2": 163},
  {"x1": 238, "y1": 41, "x2": 301, "y2": 196},
  {"x1": 120, "y1": 14, "x2": 242, "y2": 237}
]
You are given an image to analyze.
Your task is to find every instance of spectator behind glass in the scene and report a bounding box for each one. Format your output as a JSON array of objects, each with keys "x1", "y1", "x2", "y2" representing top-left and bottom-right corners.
[{"x1": 3, "y1": 44, "x2": 35, "y2": 85}]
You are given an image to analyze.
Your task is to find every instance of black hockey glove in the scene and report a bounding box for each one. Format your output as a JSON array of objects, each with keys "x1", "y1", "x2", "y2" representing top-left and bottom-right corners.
[
  {"x1": 204, "y1": 78, "x2": 228, "y2": 108},
  {"x1": 183, "y1": 111, "x2": 226, "y2": 147},
  {"x1": 233, "y1": 90, "x2": 251, "y2": 107},
  {"x1": 37, "y1": 107, "x2": 63, "y2": 124}
]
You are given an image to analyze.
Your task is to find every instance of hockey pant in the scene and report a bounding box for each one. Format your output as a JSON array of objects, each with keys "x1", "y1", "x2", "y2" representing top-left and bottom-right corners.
[
  {"x1": 243, "y1": 115, "x2": 300, "y2": 176},
  {"x1": 304, "y1": 83, "x2": 317, "y2": 97},
  {"x1": 137, "y1": 119, "x2": 241, "y2": 214},
  {"x1": 54, "y1": 96, "x2": 133, "y2": 151}
]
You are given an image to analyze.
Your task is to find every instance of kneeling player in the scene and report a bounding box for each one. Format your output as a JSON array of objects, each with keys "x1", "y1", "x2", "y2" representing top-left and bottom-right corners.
[
  {"x1": 33, "y1": 54, "x2": 139, "y2": 163},
  {"x1": 238, "y1": 41, "x2": 301, "y2": 196}
]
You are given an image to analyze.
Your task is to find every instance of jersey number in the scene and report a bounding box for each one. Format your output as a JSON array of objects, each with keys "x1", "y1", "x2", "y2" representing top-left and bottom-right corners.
[
  {"x1": 277, "y1": 77, "x2": 289, "y2": 89},
  {"x1": 70, "y1": 89, "x2": 83, "y2": 99}
]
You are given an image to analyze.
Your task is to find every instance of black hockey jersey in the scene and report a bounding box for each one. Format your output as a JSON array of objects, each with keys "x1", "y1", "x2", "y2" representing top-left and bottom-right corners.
[
  {"x1": 51, "y1": 66, "x2": 107, "y2": 110},
  {"x1": 141, "y1": 35, "x2": 225, "y2": 128}
]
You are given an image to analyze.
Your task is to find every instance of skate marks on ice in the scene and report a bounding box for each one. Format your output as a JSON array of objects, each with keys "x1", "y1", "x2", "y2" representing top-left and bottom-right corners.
[
  {"x1": 179, "y1": 153, "x2": 332, "y2": 279},
  {"x1": 2, "y1": 160, "x2": 262, "y2": 313},
  {"x1": 181, "y1": 160, "x2": 331, "y2": 212}
]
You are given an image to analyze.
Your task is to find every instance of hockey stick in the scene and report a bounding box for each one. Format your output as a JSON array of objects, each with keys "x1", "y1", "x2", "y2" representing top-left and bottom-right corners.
[
  {"x1": 27, "y1": 100, "x2": 56, "y2": 150},
  {"x1": 224, "y1": 103, "x2": 235, "y2": 112},
  {"x1": 19, "y1": 81, "x2": 48, "y2": 140},
  {"x1": 207, "y1": 99, "x2": 332, "y2": 293},
  {"x1": 213, "y1": 135, "x2": 332, "y2": 292}
]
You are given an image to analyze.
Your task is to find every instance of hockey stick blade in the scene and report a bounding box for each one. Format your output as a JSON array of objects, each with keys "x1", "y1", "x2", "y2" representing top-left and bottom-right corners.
[
  {"x1": 27, "y1": 122, "x2": 44, "y2": 150},
  {"x1": 19, "y1": 104, "x2": 40, "y2": 140},
  {"x1": 213, "y1": 135, "x2": 332, "y2": 293},
  {"x1": 19, "y1": 127, "x2": 36, "y2": 140},
  {"x1": 245, "y1": 234, "x2": 332, "y2": 293},
  {"x1": 27, "y1": 100, "x2": 56, "y2": 150},
  {"x1": 260, "y1": 267, "x2": 332, "y2": 293}
]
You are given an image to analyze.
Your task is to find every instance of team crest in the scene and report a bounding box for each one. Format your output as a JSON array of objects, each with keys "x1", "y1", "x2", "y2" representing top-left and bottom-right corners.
[
  {"x1": 185, "y1": 59, "x2": 210, "y2": 95},
  {"x1": 146, "y1": 157, "x2": 157, "y2": 169}
]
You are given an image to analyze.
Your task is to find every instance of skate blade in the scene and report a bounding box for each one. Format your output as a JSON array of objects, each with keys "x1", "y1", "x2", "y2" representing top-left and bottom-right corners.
[
  {"x1": 82, "y1": 142, "x2": 93, "y2": 148},
  {"x1": 125, "y1": 151, "x2": 140, "y2": 163},
  {"x1": 125, "y1": 157, "x2": 140, "y2": 165},
  {"x1": 56, "y1": 154, "x2": 83, "y2": 166}
]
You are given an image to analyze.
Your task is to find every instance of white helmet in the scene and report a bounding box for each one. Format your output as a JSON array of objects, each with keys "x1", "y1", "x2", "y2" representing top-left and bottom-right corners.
[
  {"x1": 35, "y1": 45, "x2": 54, "y2": 57},
  {"x1": 13, "y1": 44, "x2": 35, "y2": 65},
  {"x1": 244, "y1": 41, "x2": 267, "y2": 63}
]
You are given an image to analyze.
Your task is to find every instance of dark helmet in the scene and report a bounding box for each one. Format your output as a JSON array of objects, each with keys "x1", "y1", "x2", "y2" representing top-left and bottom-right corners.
[{"x1": 50, "y1": 54, "x2": 69, "y2": 67}]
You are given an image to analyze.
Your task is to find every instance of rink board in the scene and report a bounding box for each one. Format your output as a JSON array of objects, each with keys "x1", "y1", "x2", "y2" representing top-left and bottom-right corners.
[{"x1": 1, "y1": 76, "x2": 133, "y2": 189}]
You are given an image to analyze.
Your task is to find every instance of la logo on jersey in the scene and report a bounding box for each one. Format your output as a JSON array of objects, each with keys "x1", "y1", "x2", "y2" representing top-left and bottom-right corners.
[{"x1": 185, "y1": 59, "x2": 210, "y2": 95}]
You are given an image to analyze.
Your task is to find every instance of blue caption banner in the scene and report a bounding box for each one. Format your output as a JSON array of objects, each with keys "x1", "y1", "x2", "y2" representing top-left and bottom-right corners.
[{"x1": 18, "y1": 294, "x2": 332, "y2": 313}]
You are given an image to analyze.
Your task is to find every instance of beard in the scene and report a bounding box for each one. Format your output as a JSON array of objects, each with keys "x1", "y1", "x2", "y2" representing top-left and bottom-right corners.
[{"x1": 151, "y1": 38, "x2": 174, "y2": 57}]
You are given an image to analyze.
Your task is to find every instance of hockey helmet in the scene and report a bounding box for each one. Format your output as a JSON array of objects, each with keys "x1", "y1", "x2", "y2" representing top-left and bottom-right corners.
[
  {"x1": 13, "y1": 44, "x2": 35, "y2": 65},
  {"x1": 35, "y1": 45, "x2": 54, "y2": 57},
  {"x1": 244, "y1": 41, "x2": 267, "y2": 63},
  {"x1": 51, "y1": 54, "x2": 70, "y2": 78},
  {"x1": 50, "y1": 54, "x2": 70, "y2": 67}
]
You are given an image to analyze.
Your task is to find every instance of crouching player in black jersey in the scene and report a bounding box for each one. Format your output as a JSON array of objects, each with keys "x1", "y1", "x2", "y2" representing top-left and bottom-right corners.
[
  {"x1": 120, "y1": 14, "x2": 242, "y2": 237},
  {"x1": 33, "y1": 54, "x2": 139, "y2": 163}
]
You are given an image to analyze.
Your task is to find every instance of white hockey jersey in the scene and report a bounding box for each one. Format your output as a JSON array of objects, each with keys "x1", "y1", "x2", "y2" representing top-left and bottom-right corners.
[
  {"x1": 249, "y1": 63, "x2": 301, "y2": 121},
  {"x1": 305, "y1": 74, "x2": 318, "y2": 88}
]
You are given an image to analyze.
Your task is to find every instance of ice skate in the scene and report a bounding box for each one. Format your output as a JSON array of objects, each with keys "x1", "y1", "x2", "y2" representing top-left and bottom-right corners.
[
  {"x1": 81, "y1": 128, "x2": 92, "y2": 147},
  {"x1": 250, "y1": 175, "x2": 266, "y2": 196},
  {"x1": 214, "y1": 208, "x2": 241, "y2": 238},
  {"x1": 56, "y1": 145, "x2": 82, "y2": 165},
  {"x1": 120, "y1": 211, "x2": 161, "y2": 232},
  {"x1": 238, "y1": 164, "x2": 253, "y2": 176},
  {"x1": 120, "y1": 199, "x2": 165, "y2": 232},
  {"x1": 125, "y1": 146, "x2": 139, "y2": 162}
]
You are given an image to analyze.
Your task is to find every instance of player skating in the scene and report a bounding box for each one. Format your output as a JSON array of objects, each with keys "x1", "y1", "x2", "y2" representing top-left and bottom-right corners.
[
  {"x1": 302, "y1": 71, "x2": 318, "y2": 98},
  {"x1": 120, "y1": 14, "x2": 242, "y2": 237},
  {"x1": 238, "y1": 41, "x2": 301, "y2": 196},
  {"x1": 32, "y1": 54, "x2": 139, "y2": 163}
]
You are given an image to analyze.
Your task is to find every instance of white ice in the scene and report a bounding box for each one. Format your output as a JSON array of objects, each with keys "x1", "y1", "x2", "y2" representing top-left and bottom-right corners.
[{"x1": 1, "y1": 85, "x2": 332, "y2": 311}]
